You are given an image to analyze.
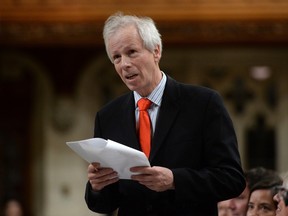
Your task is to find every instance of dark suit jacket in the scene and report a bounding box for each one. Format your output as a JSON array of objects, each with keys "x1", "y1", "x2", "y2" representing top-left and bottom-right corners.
[{"x1": 85, "y1": 76, "x2": 245, "y2": 216}]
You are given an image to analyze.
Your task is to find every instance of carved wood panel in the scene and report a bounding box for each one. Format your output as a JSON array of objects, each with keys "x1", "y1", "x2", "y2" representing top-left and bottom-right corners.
[{"x1": 1, "y1": 0, "x2": 288, "y2": 45}]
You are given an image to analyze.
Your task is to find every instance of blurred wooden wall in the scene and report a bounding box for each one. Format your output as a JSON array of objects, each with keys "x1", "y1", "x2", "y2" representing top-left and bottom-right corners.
[{"x1": 1, "y1": 0, "x2": 288, "y2": 46}]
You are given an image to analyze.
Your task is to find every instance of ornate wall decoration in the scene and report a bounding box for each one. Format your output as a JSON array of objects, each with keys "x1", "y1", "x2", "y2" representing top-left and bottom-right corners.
[
  {"x1": 1, "y1": 20, "x2": 288, "y2": 46},
  {"x1": 1, "y1": 0, "x2": 288, "y2": 45}
]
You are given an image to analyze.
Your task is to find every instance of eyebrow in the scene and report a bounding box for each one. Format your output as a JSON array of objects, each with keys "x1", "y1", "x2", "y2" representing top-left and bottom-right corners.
[{"x1": 259, "y1": 203, "x2": 274, "y2": 209}]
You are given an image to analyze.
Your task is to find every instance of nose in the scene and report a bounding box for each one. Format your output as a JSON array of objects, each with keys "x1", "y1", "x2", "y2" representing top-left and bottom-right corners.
[
  {"x1": 228, "y1": 199, "x2": 235, "y2": 210},
  {"x1": 273, "y1": 193, "x2": 281, "y2": 203},
  {"x1": 249, "y1": 208, "x2": 259, "y2": 216},
  {"x1": 120, "y1": 56, "x2": 131, "y2": 69}
]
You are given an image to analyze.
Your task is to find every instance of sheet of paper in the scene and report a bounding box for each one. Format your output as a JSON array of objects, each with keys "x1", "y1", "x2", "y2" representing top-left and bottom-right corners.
[{"x1": 66, "y1": 138, "x2": 150, "y2": 179}]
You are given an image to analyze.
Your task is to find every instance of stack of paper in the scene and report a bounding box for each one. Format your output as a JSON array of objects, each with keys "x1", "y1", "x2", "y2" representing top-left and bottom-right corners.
[{"x1": 66, "y1": 138, "x2": 150, "y2": 179}]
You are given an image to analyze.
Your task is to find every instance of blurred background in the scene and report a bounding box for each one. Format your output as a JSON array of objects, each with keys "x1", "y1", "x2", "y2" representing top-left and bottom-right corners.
[{"x1": 1, "y1": 0, "x2": 288, "y2": 215}]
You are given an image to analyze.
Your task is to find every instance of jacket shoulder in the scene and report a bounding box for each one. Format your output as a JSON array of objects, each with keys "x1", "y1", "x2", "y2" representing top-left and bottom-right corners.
[
  {"x1": 167, "y1": 76, "x2": 220, "y2": 100},
  {"x1": 97, "y1": 92, "x2": 133, "y2": 115}
]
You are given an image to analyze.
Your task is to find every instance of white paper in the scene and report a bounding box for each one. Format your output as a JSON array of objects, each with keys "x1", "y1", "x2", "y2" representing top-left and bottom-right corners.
[{"x1": 66, "y1": 138, "x2": 150, "y2": 179}]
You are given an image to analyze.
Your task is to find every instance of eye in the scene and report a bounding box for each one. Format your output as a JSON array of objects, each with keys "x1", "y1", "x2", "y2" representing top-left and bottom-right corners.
[
  {"x1": 128, "y1": 49, "x2": 137, "y2": 56},
  {"x1": 247, "y1": 203, "x2": 254, "y2": 210},
  {"x1": 112, "y1": 54, "x2": 121, "y2": 64},
  {"x1": 259, "y1": 205, "x2": 273, "y2": 212}
]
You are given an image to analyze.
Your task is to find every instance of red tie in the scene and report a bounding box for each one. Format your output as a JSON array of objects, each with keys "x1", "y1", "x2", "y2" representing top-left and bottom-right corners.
[{"x1": 138, "y1": 98, "x2": 152, "y2": 158}]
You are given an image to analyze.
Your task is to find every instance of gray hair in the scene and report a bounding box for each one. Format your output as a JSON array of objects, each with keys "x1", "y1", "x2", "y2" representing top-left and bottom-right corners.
[
  {"x1": 281, "y1": 171, "x2": 288, "y2": 189},
  {"x1": 103, "y1": 12, "x2": 162, "y2": 62}
]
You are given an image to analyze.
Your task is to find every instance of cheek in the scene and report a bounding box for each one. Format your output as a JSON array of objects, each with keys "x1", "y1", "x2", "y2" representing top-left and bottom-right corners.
[
  {"x1": 239, "y1": 201, "x2": 247, "y2": 208},
  {"x1": 114, "y1": 66, "x2": 122, "y2": 76},
  {"x1": 139, "y1": 58, "x2": 154, "y2": 71},
  {"x1": 279, "y1": 201, "x2": 286, "y2": 209}
]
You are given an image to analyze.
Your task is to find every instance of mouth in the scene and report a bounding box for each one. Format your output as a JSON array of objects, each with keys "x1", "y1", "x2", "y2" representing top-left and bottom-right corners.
[{"x1": 126, "y1": 73, "x2": 138, "y2": 80}]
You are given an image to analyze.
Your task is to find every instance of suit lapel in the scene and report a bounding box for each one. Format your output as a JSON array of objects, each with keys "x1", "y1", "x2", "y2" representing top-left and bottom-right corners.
[
  {"x1": 150, "y1": 77, "x2": 180, "y2": 160},
  {"x1": 120, "y1": 93, "x2": 141, "y2": 151}
]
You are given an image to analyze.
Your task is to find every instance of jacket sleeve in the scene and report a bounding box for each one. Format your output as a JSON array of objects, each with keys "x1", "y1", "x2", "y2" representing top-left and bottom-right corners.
[{"x1": 85, "y1": 181, "x2": 120, "y2": 214}]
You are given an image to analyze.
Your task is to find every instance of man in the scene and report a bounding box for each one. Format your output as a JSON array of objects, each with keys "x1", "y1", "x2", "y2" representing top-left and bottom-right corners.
[
  {"x1": 225, "y1": 184, "x2": 249, "y2": 216},
  {"x1": 226, "y1": 167, "x2": 283, "y2": 216},
  {"x1": 85, "y1": 12, "x2": 245, "y2": 215},
  {"x1": 218, "y1": 200, "x2": 233, "y2": 216},
  {"x1": 273, "y1": 174, "x2": 288, "y2": 216},
  {"x1": 3, "y1": 198, "x2": 23, "y2": 216},
  {"x1": 225, "y1": 169, "x2": 257, "y2": 216}
]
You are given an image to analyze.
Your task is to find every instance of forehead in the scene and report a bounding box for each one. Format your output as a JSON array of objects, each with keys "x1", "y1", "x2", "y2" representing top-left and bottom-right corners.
[
  {"x1": 250, "y1": 189, "x2": 273, "y2": 203},
  {"x1": 108, "y1": 25, "x2": 143, "y2": 53},
  {"x1": 109, "y1": 25, "x2": 140, "y2": 44}
]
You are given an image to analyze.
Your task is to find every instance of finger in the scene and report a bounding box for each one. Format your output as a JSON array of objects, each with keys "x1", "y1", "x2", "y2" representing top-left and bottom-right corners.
[
  {"x1": 130, "y1": 166, "x2": 151, "y2": 172},
  {"x1": 90, "y1": 171, "x2": 118, "y2": 182},
  {"x1": 131, "y1": 173, "x2": 154, "y2": 183},
  {"x1": 88, "y1": 167, "x2": 115, "y2": 181},
  {"x1": 96, "y1": 168, "x2": 116, "y2": 176},
  {"x1": 87, "y1": 164, "x2": 97, "y2": 173},
  {"x1": 90, "y1": 176, "x2": 119, "y2": 191},
  {"x1": 90, "y1": 172, "x2": 119, "y2": 190},
  {"x1": 91, "y1": 162, "x2": 100, "y2": 167}
]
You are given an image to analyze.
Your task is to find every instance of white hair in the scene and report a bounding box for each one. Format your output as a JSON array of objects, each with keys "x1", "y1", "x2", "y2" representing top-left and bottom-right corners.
[
  {"x1": 103, "y1": 12, "x2": 162, "y2": 62},
  {"x1": 281, "y1": 171, "x2": 288, "y2": 189}
]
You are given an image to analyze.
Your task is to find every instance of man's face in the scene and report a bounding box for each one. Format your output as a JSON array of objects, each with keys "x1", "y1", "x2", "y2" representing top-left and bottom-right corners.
[
  {"x1": 218, "y1": 200, "x2": 232, "y2": 216},
  {"x1": 273, "y1": 189, "x2": 288, "y2": 216},
  {"x1": 107, "y1": 25, "x2": 161, "y2": 97},
  {"x1": 228, "y1": 186, "x2": 250, "y2": 216}
]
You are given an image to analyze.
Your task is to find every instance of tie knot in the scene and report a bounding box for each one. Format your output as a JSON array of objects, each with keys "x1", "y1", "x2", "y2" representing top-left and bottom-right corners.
[{"x1": 138, "y1": 98, "x2": 152, "y2": 111}]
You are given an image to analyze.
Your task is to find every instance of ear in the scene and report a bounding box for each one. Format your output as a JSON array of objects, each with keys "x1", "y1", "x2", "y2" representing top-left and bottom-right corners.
[{"x1": 153, "y1": 45, "x2": 161, "y2": 62}]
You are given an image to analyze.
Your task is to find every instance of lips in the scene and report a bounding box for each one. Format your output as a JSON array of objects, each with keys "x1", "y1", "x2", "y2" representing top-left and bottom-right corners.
[{"x1": 126, "y1": 74, "x2": 138, "y2": 80}]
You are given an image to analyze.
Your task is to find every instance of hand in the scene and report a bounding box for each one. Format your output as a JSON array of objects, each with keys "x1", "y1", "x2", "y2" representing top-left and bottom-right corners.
[
  {"x1": 87, "y1": 162, "x2": 119, "y2": 191},
  {"x1": 130, "y1": 166, "x2": 175, "y2": 192}
]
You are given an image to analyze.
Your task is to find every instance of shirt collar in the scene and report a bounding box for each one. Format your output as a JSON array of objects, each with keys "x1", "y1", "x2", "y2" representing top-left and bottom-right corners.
[{"x1": 134, "y1": 72, "x2": 167, "y2": 108}]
